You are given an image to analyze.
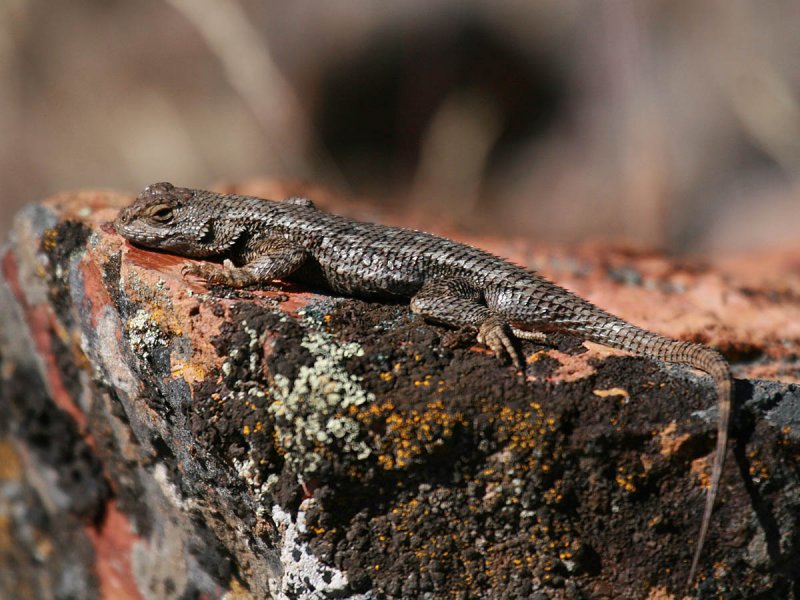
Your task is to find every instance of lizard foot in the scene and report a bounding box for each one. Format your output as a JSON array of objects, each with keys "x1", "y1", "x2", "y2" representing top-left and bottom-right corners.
[
  {"x1": 181, "y1": 262, "x2": 256, "y2": 288},
  {"x1": 181, "y1": 260, "x2": 266, "y2": 289},
  {"x1": 182, "y1": 262, "x2": 226, "y2": 286},
  {"x1": 477, "y1": 317, "x2": 522, "y2": 368}
]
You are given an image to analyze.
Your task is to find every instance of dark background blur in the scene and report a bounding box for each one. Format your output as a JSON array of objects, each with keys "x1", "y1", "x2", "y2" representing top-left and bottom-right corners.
[{"x1": 1, "y1": 0, "x2": 798, "y2": 253}]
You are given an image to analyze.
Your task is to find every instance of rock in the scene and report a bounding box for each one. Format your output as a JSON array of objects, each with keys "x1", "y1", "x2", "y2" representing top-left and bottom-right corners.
[{"x1": 1, "y1": 182, "x2": 799, "y2": 599}]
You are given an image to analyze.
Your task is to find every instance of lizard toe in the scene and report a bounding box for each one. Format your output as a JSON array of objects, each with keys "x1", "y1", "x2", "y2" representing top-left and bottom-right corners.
[
  {"x1": 478, "y1": 317, "x2": 521, "y2": 368},
  {"x1": 182, "y1": 263, "x2": 221, "y2": 285}
]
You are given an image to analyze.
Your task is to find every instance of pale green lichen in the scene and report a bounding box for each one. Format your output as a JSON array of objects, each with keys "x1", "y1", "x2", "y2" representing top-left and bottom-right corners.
[
  {"x1": 242, "y1": 321, "x2": 261, "y2": 373},
  {"x1": 126, "y1": 308, "x2": 168, "y2": 359},
  {"x1": 222, "y1": 313, "x2": 375, "y2": 496},
  {"x1": 123, "y1": 272, "x2": 182, "y2": 360},
  {"x1": 233, "y1": 455, "x2": 273, "y2": 520},
  {"x1": 269, "y1": 330, "x2": 374, "y2": 477}
]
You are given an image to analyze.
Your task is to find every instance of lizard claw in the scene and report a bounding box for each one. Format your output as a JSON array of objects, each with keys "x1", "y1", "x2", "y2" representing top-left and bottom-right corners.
[
  {"x1": 478, "y1": 317, "x2": 522, "y2": 369},
  {"x1": 182, "y1": 262, "x2": 224, "y2": 286},
  {"x1": 182, "y1": 261, "x2": 257, "y2": 288}
]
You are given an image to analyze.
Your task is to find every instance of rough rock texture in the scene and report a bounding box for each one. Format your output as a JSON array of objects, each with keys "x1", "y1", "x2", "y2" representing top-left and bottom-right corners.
[{"x1": 1, "y1": 182, "x2": 799, "y2": 599}]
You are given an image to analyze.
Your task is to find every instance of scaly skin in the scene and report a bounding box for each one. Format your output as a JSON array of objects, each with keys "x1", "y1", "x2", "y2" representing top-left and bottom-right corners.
[{"x1": 115, "y1": 182, "x2": 733, "y2": 586}]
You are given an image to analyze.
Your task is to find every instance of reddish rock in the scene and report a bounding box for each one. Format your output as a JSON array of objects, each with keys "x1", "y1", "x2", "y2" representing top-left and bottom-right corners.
[{"x1": 1, "y1": 182, "x2": 799, "y2": 599}]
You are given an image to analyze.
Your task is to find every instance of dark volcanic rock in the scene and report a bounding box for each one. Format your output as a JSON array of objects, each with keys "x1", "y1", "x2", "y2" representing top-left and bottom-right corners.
[{"x1": 1, "y1": 184, "x2": 799, "y2": 599}]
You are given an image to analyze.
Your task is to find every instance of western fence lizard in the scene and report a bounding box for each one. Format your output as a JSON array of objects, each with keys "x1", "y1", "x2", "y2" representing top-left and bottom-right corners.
[{"x1": 115, "y1": 182, "x2": 733, "y2": 586}]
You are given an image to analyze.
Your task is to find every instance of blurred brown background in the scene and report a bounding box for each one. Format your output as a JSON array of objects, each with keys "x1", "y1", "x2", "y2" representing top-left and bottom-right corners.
[{"x1": 1, "y1": 0, "x2": 799, "y2": 254}]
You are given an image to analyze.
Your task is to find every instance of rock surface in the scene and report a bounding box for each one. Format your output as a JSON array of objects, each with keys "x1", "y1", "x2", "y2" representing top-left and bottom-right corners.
[{"x1": 1, "y1": 182, "x2": 799, "y2": 599}]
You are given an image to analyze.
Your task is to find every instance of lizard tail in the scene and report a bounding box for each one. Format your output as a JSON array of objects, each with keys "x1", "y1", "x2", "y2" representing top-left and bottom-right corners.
[
  {"x1": 586, "y1": 323, "x2": 731, "y2": 586},
  {"x1": 538, "y1": 311, "x2": 732, "y2": 585},
  {"x1": 688, "y1": 367, "x2": 730, "y2": 586},
  {"x1": 506, "y1": 282, "x2": 731, "y2": 582}
]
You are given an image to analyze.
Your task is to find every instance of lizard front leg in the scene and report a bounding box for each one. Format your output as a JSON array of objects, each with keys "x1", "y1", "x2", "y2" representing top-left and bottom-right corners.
[
  {"x1": 410, "y1": 278, "x2": 522, "y2": 367},
  {"x1": 182, "y1": 237, "x2": 307, "y2": 288}
]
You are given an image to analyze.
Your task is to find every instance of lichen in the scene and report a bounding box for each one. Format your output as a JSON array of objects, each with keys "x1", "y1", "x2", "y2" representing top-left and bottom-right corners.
[
  {"x1": 269, "y1": 330, "x2": 375, "y2": 478},
  {"x1": 123, "y1": 271, "x2": 183, "y2": 338},
  {"x1": 126, "y1": 308, "x2": 168, "y2": 360},
  {"x1": 373, "y1": 398, "x2": 464, "y2": 470}
]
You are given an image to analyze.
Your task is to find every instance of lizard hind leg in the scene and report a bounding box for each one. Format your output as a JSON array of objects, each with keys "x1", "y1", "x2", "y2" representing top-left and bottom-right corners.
[{"x1": 410, "y1": 278, "x2": 522, "y2": 367}]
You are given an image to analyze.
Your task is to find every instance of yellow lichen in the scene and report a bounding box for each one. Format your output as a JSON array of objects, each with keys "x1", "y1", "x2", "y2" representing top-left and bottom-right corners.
[
  {"x1": 526, "y1": 350, "x2": 547, "y2": 363},
  {"x1": 615, "y1": 467, "x2": 637, "y2": 493},
  {"x1": 593, "y1": 387, "x2": 630, "y2": 400},
  {"x1": 41, "y1": 228, "x2": 58, "y2": 252},
  {"x1": 374, "y1": 399, "x2": 465, "y2": 470},
  {"x1": 170, "y1": 361, "x2": 207, "y2": 383}
]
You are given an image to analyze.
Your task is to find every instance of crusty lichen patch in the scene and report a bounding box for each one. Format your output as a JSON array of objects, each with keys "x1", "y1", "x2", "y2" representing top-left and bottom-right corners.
[
  {"x1": 123, "y1": 272, "x2": 183, "y2": 336},
  {"x1": 371, "y1": 398, "x2": 463, "y2": 470},
  {"x1": 121, "y1": 272, "x2": 185, "y2": 361},
  {"x1": 308, "y1": 429, "x2": 585, "y2": 596},
  {"x1": 293, "y1": 299, "x2": 596, "y2": 596},
  {"x1": 126, "y1": 308, "x2": 170, "y2": 360},
  {"x1": 191, "y1": 304, "x2": 382, "y2": 507},
  {"x1": 270, "y1": 330, "x2": 374, "y2": 478}
]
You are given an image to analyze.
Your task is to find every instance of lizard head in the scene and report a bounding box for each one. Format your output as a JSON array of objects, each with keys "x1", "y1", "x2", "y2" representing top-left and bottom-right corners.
[{"x1": 115, "y1": 182, "x2": 214, "y2": 256}]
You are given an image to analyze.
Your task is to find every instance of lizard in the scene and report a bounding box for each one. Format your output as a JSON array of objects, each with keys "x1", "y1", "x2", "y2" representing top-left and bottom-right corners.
[{"x1": 114, "y1": 181, "x2": 733, "y2": 587}]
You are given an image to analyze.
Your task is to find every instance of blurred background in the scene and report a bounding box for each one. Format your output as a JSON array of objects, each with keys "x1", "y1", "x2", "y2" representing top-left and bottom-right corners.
[{"x1": 1, "y1": 0, "x2": 798, "y2": 254}]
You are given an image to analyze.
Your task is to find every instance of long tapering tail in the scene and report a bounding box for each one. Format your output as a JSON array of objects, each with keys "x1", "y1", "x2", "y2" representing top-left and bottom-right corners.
[
  {"x1": 514, "y1": 298, "x2": 732, "y2": 585},
  {"x1": 583, "y1": 319, "x2": 732, "y2": 585},
  {"x1": 688, "y1": 368, "x2": 730, "y2": 584}
]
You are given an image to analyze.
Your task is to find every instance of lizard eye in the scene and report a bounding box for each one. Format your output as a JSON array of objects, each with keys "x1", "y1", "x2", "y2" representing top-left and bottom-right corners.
[{"x1": 149, "y1": 206, "x2": 174, "y2": 223}]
